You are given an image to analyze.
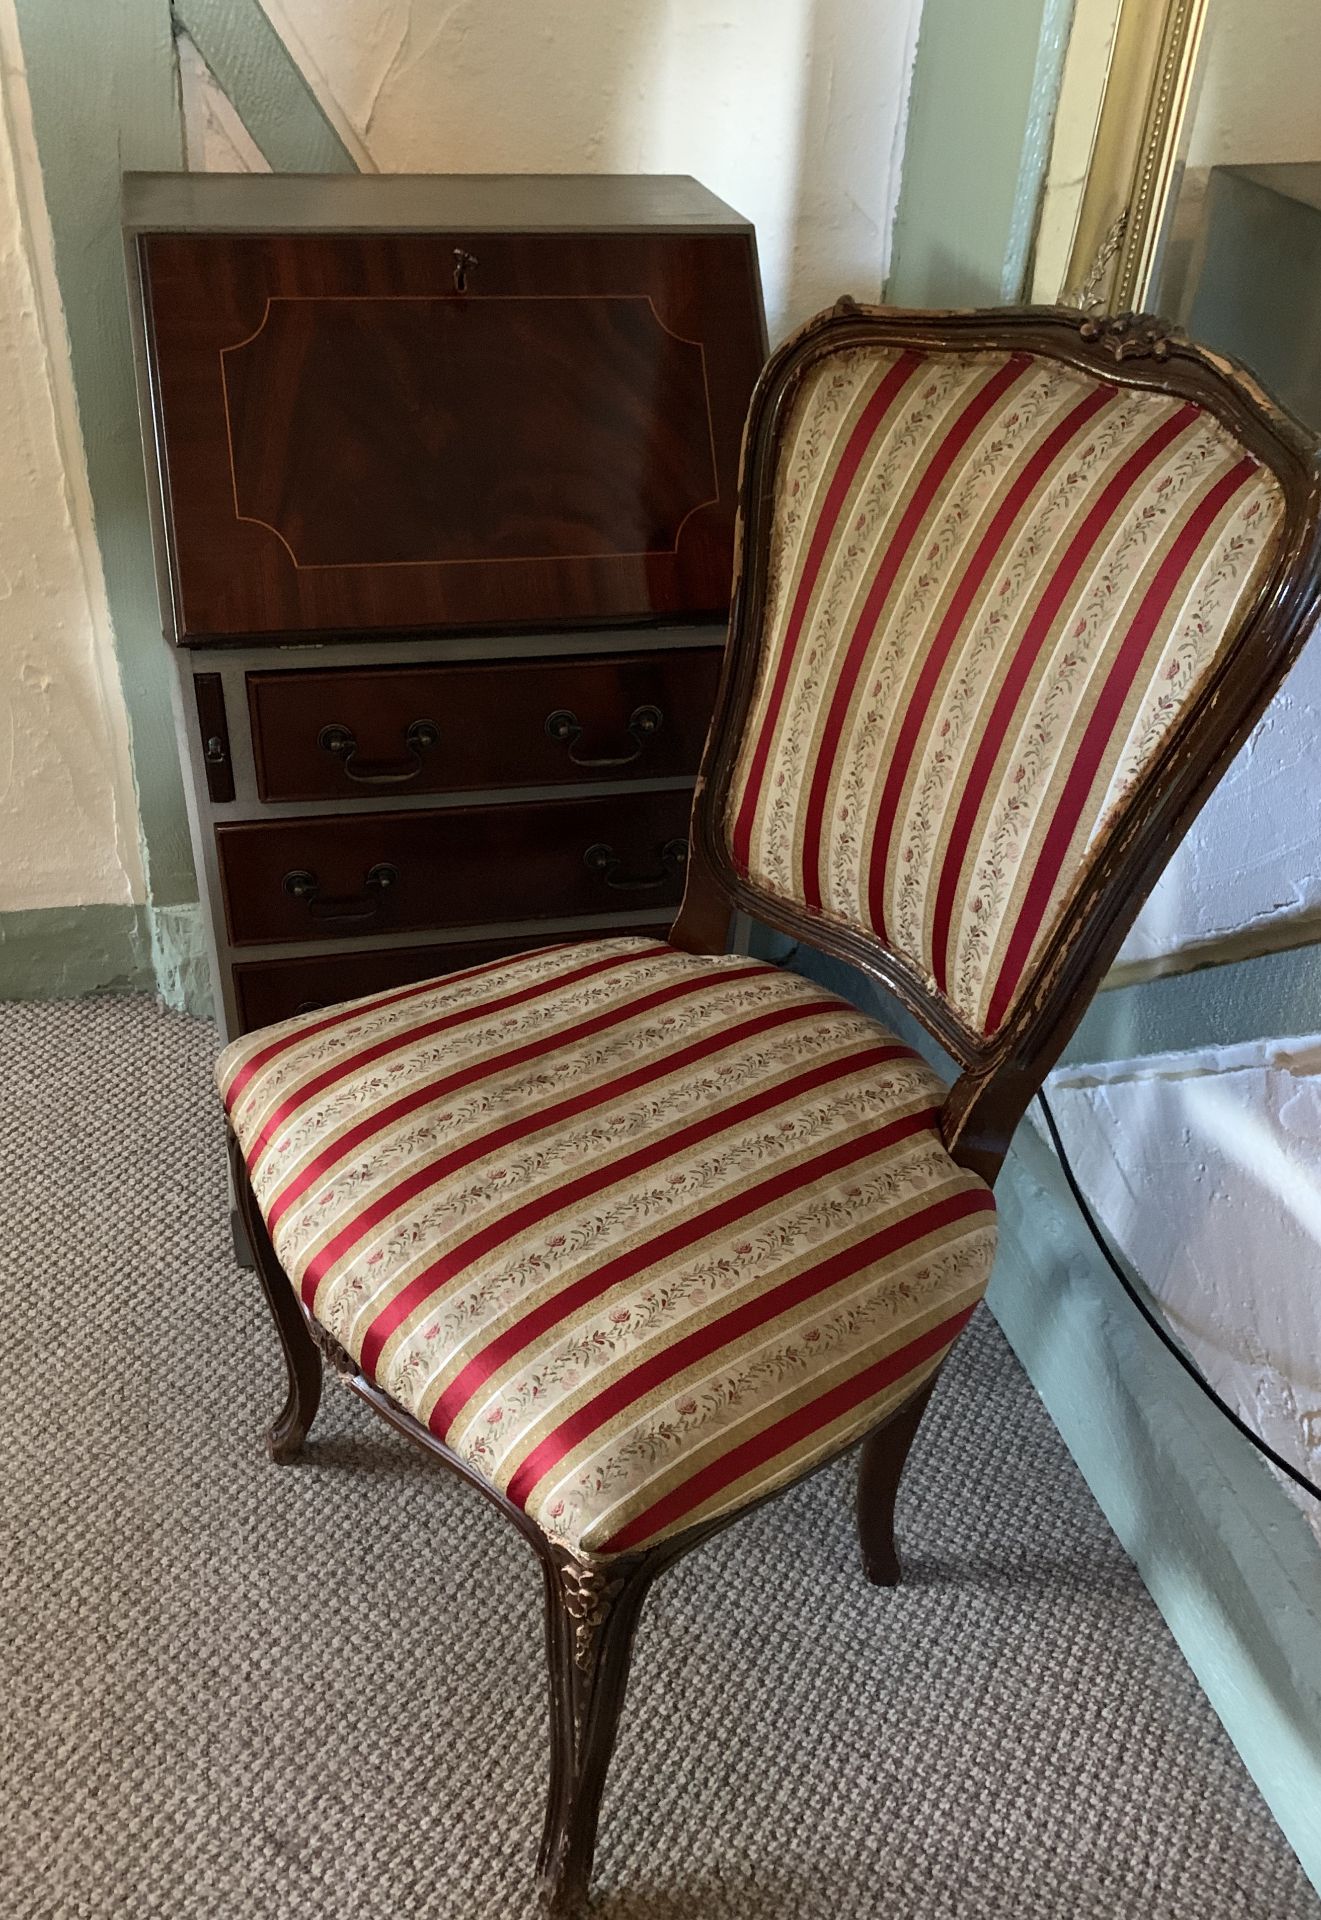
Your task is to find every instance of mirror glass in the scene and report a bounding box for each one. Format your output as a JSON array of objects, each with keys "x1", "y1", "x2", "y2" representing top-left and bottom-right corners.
[{"x1": 1154, "y1": 0, "x2": 1321, "y2": 430}]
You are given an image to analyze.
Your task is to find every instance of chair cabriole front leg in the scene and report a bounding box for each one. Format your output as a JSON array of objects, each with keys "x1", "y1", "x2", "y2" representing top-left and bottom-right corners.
[
  {"x1": 538, "y1": 1547, "x2": 656, "y2": 1913},
  {"x1": 856, "y1": 1374, "x2": 940, "y2": 1587},
  {"x1": 228, "y1": 1133, "x2": 323, "y2": 1461}
]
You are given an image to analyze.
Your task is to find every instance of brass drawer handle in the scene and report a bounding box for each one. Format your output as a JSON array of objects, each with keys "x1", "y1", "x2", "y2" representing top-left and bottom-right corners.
[
  {"x1": 282, "y1": 862, "x2": 399, "y2": 926},
  {"x1": 583, "y1": 837, "x2": 687, "y2": 892},
  {"x1": 318, "y1": 719, "x2": 439, "y2": 786},
  {"x1": 546, "y1": 703, "x2": 663, "y2": 770}
]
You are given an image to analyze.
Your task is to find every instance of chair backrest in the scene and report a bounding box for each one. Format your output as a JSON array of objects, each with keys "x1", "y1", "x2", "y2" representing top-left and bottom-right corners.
[{"x1": 675, "y1": 305, "x2": 1321, "y2": 1180}]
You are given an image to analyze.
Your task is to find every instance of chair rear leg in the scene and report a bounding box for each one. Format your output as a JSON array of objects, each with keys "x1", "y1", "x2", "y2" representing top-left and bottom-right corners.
[
  {"x1": 856, "y1": 1373, "x2": 940, "y2": 1587},
  {"x1": 538, "y1": 1550, "x2": 654, "y2": 1913},
  {"x1": 228, "y1": 1134, "x2": 322, "y2": 1461}
]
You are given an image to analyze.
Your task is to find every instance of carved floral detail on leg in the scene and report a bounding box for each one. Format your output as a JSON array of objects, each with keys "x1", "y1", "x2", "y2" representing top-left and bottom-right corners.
[
  {"x1": 308, "y1": 1317, "x2": 357, "y2": 1378},
  {"x1": 559, "y1": 1559, "x2": 624, "y2": 1673}
]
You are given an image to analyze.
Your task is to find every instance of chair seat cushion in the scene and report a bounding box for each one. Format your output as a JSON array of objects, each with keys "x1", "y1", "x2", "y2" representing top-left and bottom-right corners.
[{"x1": 218, "y1": 938, "x2": 997, "y2": 1560}]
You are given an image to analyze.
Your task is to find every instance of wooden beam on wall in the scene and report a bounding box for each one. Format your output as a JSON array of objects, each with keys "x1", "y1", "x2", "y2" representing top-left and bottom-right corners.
[{"x1": 172, "y1": 0, "x2": 358, "y2": 174}]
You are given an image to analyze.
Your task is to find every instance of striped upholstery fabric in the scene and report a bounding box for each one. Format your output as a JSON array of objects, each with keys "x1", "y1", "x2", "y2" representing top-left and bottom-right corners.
[
  {"x1": 219, "y1": 938, "x2": 996, "y2": 1561},
  {"x1": 726, "y1": 345, "x2": 1285, "y2": 1034}
]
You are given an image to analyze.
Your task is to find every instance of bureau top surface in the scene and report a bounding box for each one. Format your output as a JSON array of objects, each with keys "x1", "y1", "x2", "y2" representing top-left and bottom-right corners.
[{"x1": 122, "y1": 171, "x2": 753, "y2": 236}]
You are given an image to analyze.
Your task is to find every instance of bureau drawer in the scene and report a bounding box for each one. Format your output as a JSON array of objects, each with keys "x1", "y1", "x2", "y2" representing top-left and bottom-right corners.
[
  {"x1": 232, "y1": 926, "x2": 674, "y2": 1032},
  {"x1": 246, "y1": 649, "x2": 722, "y2": 801},
  {"x1": 216, "y1": 791, "x2": 692, "y2": 945}
]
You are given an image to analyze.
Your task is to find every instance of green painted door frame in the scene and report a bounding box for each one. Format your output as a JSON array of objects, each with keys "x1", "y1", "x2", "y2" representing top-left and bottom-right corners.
[{"x1": 888, "y1": 0, "x2": 1076, "y2": 307}]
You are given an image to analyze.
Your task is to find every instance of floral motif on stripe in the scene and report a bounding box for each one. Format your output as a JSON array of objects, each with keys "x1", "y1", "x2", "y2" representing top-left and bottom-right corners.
[
  {"x1": 535, "y1": 1228, "x2": 990, "y2": 1556},
  {"x1": 827, "y1": 361, "x2": 1080, "y2": 919}
]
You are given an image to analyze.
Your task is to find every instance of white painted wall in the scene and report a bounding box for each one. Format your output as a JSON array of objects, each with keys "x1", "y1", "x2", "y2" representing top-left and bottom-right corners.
[
  {"x1": 1041, "y1": 1042, "x2": 1321, "y2": 1545},
  {"x1": 262, "y1": 0, "x2": 925, "y2": 340},
  {"x1": 0, "y1": 7, "x2": 143, "y2": 913}
]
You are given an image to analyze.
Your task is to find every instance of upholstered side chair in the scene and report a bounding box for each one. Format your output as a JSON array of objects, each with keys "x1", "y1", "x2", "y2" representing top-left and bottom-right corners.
[{"x1": 219, "y1": 304, "x2": 1321, "y2": 1912}]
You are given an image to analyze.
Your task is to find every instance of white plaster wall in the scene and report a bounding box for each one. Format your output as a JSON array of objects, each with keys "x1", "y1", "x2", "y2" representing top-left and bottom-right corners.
[
  {"x1": 1042, "y1": 1042, "x2": 1321, "y2": 1545},
  {"x1": 261, "y1": 0, "x2": 925, "y2": 339},
  {"x1": 0, "y1": 7, "x2": 143, "y2": 912}
]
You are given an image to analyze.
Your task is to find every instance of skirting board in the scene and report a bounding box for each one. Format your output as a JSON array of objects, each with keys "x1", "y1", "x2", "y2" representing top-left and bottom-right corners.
[
  {"x1": 0, "y1": 901, "x2": 214, "y2": 1019},
  {"x1": 0, "y1": 903, "x2": 151, "y2": 999}
]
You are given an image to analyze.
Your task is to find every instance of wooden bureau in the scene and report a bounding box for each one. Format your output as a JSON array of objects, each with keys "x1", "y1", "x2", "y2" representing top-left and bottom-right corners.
[{"x1": 124, "y1": 174, "x2": 766, "y2": 1038}]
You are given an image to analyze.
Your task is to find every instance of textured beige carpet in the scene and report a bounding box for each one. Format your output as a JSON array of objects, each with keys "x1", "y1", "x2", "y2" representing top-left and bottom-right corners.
[{"x1": 3, "y1": 997, "x2": 1316, "y2": 1920}]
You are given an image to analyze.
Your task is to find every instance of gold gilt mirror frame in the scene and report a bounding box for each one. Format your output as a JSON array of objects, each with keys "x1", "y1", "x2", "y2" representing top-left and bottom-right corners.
[{"x1": 1040, "y1": 0, "x2": 1212, "y2": 314}]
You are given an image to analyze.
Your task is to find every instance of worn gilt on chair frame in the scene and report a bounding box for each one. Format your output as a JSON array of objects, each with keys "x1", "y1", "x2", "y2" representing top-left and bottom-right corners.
[{"x1": 231, "y1": 301, "x2": 1321, "y2": 1913}]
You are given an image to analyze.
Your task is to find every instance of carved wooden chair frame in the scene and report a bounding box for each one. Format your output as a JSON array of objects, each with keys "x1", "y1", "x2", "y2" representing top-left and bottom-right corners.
[{"x1": 230, "y1": 302, "x2": 1321, "y2": 1912}]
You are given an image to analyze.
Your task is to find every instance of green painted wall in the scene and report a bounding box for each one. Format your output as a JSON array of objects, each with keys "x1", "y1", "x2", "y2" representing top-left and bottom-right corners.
[
  {"x1": 1064, "y1": 940, "x2": 1321, "y2": 1064},
  {"x1": 888, "y1": 0, "x2": 1076, "y2": 306},
  {"x1": 993, "y1": 1127, "x2": 1321, "y2": 1895}
]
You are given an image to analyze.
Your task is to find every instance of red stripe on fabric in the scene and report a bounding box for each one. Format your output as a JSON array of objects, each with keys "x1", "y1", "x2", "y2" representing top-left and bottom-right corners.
[
  {"x1": 244, "y1": 943, "x2": 668, "y2": 1169},
  {"x1": 438, "y1": 1077, "x2": 932, "y2": 1454},
  {"x1": 982, "y1": 455, "x2": 1259, "y2": 1031},
  {"x1": 352, "y1": 1026, "x2": 909, "y2": 1376},
  {"x1": 928, "y1": 401, "x2": 1202, "y2": 996},
  {"x1": 500, "y1": 1118, "x2": 969, "y2": 1509},
  {"x1": 798, "y1": 355, "x2": 1034, "y2": 913},
  {"x1": 728, "y1": 352, "x2": 926, "y2": 872},
  {"x1": 299, "y1": 990, "x2": 849, "y2": 1326},
  {"x1": 598, "y1": 1286, "x2": 986, "y2": 1555},
  {"x1": 863, "y1": 382, "x2": 1116, "y2": 940},
  {"x1": 223, "y1": 941, "x2": 586, "y2": 1112},
  {"x1": 266, "y1": 959, "x2": 766, "y2": 1234}
]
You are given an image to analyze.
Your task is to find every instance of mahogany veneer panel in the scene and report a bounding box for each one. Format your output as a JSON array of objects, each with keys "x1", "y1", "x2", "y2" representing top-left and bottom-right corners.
[
  {"x1": 247, "y1": 647, "x2": 722, "y2": 801},
  {"x1": 139, "y1": 229, "x2": 764, "y2": 640}
]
